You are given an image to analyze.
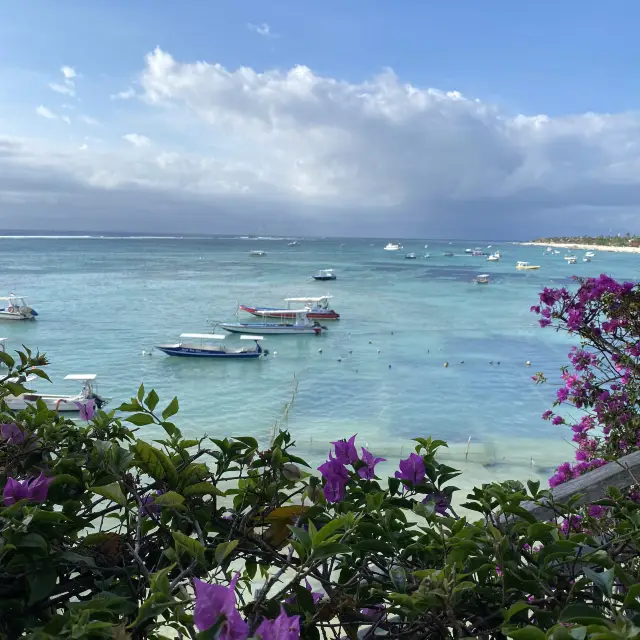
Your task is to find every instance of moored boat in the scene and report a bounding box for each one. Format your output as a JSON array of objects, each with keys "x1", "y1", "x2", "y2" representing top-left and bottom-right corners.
[
  {"x1": 384, "y1": 242, "x2": 402, "y2": 251},
  {"x1": 5, "y1": 374, "x2": 108, "y2": 412},
  {"x1": 405, "y1": 253, "x2": 417, "y2": 259},
  {"x1": 472, "y1": 274, "x2": 490, "y2": 284},
  {"x1": 487, "y1": 251, "x2": 501, "y2": 262},
  {"x1": 312, "y1": 269, "x2": 337, "y2": 281},
  {"x1": 220, "y1": 311, "x2": 325, "y2": 335},
  {"x1": 516, "y1": 261, "x2": 541, "y2": 270},
  {"x1": 0, "y1": 295, "x2": 38, "y2": 321},
  {"x1": 155, "y1": 334, "x2": 267, "y2": 358},
  {"x1": 239, "y1": 295, "x2": 340, "y2": 320},
  {"x1": 250, "y1": 250, "x2": 267, "y2": 257},
  {"x1": 443, "y1": 252, "x2": 454, "y2": 257},
  {"x1": 566, "y1": 256, "x2": 577, "y2": 264}
]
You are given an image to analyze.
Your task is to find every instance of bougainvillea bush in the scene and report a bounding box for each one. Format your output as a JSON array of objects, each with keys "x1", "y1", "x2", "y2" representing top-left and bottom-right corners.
[
  {"x1": 531, "y1": 274, "x2": 640, "y2": 490},
  {"x1": 1, "y1": 348, "x2": 640, "y2": 639}
]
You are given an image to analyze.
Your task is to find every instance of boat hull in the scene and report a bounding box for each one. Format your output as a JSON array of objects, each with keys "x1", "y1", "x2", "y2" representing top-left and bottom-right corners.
[
  {"x1": 239, "y1": 305, "x2": 340, "y2": 320},
  {"x1": 220, "y1": 323, "x2": 321, "y2": 335},
  {"x1": 156, "y1": 345, "x2": 264, "y2": 358},
  {"x1": 312, "y1": 276, "x2": 336, "y2": 281},
  {"x1": 0, "y1": 311, "x2": 36, "y2": 321},
  {"x1": 5, "y1": 394, "x2": 106, "y2": 412}
]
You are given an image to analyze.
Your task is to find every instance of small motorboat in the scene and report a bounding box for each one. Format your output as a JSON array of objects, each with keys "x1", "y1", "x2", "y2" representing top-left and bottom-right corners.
[
  {"x1": 155, "y1": 334, "x2": 267, "y2": 358},
  {"x1": 487, "y1": 251, "x2": 501, "y2": 262},
  {"x1": 464, "y1": 249, "x2": 473, "y2": 254},
  {"x1": 0, "y1": 295, "x2": 38, "y2": 321},
  {"x1": 585, "y1": 251, "x2": 595, "y2": 258},
  {"x1": 287, "y1": 241, "x2": 298, "y2": 246},
  {"x1": 5, "y1": 374, "x2": 108, "y2": 412},
  {"x1": 583, "y1": 256, "x2": 592, "y2": 262},
  {"x1": 443, "y1": 252, "x2": 455, "y2": 257},
  {"x1": 313, "y1": 269, "x2": 337, "y2": 281},
  {"x1": 250, "y1": 250, "x2": 267, "y2": 257},
  {"x1": 239, "y1": 295, "x2": 340, "y2": 320},
  {"x1": 516, "y1": 261, "x2": 541, "y2": 270},
  {"x1": 384, "y1": 242, "x2": 402, "y2": 251},
  {"x1": 566, "y1": 256, "x2": 577, "y2": 264},
  {"x1": 471, "y1": 250, "x2": 487, "y2": 256},
  {"x1": 423, "y1": 253, "x2": 431, "y2": 258},
  {"x1": 473, "y1": 274, "x2": 490, "y2": 284},
  {"x1": 220, "y1": 311, "x2": 326, "y2": 335},
  {"x1": 405, "y1": 253, "x2": 417, "y2": 259}
]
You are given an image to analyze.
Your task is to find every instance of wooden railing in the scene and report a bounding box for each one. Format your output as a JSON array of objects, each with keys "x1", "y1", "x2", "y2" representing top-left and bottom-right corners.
[{"x1": 522, "y1": 451, "x2": 640, "y2": 520}]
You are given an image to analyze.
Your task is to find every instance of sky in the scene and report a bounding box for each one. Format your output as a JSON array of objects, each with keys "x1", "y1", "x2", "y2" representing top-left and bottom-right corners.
[{"x1": 1, "y1": 0, "x2": 640, "y2": 238}]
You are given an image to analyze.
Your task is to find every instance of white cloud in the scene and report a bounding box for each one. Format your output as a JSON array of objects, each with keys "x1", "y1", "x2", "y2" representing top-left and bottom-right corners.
[
  {"x1": 122, "y1": 133, "x2": 150, "y2": 147},
  {"x1": 247, "y1": 22, "x2": 276, "y2": 37},
  {"x1": 79, "y1": 115, "x2": 100, "y2": 126},
  {"x1": 49, "y1": 82, "x2": 76, "y2": 97},
  {"x1": 110, "y1": 87, "x2": 136, "y2": 100},
  {"x1": 61, "y1": 115, "x2": 71, "y2": 125},
  {"x1": 35, "y1": 105, "x2": 56, "y2": 119},
  {"x1": 61, "y1": 66, "x2": 77, "y2": 79},
  {"x1": 5, "y1": 48, "x2": 640, "y2": 236}
]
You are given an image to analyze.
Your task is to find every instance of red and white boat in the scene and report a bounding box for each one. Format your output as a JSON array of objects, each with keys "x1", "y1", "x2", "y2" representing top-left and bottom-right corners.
[{"x1": 239, "y1": 295, "x2": 340, "y2": 321}]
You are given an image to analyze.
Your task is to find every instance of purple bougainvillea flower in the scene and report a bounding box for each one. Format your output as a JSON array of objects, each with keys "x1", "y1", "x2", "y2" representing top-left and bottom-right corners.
[
  {"x1": 193, "y1": 573, "x2": 248, "y2": 638},
  {"x1": 395, "y1": 453, "x2": 426, "y2": 485},
  {"x1": 318, "y1": 454, "x2": 350, "y2": 503},
  {"x1": 331, "y1": 434, "x2": 359, "y2": 466},
  {"x1": 75, "y1": 399, "x2": 96, "y2": 422},
  {"x1": 3, "y1": 473, "x2": 53, "y2": 506},
  {"x1": 358, "y1": 448, "x2": 385, "y2": 480},
  {"x1": 422, "y1": 493, "x2": 450, "y2": 515},
  {"x1": 140, "y1": 490, "x2": 164, "y2": 517},
  {"x1": 255, "y1": 606, "x2": 300, "y2": 640},
  {"x1": 588, "y1": 504, "x2": 607, "y2": 519},
  {"x1": 0, "y1": 423, "x2": 25, "y2": 445}
]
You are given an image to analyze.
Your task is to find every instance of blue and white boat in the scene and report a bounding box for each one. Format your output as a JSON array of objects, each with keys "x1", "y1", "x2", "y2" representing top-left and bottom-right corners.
[
  {"x1": 0, "y1": 294, "x2": 38, "y2": 321},
  {"x1": 155, "y1": 334, "x2": 268, "y2": 358},
  {"x1": 219, "y1": 311, "x2": 326, "y2": 335}
]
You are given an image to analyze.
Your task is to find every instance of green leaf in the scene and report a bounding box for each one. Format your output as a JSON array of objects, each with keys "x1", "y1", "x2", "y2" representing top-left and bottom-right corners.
[
  {"x1": 172, "y1": 531, "x2": 205, "y2": 565},
  {"x1": 289, "y1": 526, "x2": 312, "y2": 549},
  {"x1": 28, "y1": 565, "x2": 57, "y2": 604},
  {"x1": 118, "y1": 401, "x2": 142, "y2": 412},
  {"x1": 623, "y1": 583, "x2": 640, "y2": 608},
  {"x1": 313, "y1": 519, "x2": 345, "y2": 547},
  {"x1": 183, "y1": 482, "x2": 224, "y2": 497},
  {"x1": 583, "y1": 567, "x2": 614, "y2": 597},
  {"x1": 145, "y1": 389, "x2": 159, "y2": 412},
  {"x1": 507, "y1": 626, "x2": 546, "y2": 640},
  {"x1": 18, "y1": 533, "x2": 48, "y2": 550},
  {"x1": 128, "y1": 593, "x2": 171, "y2": 629},
  {"x1": 352, "y1": 539, "x2": 395, "y2": 555},
  {"x1": 560, "y1": 603, "x2": 606, "y2": 624},
  {"x1": 137, "y1": 383, "x2": 145, "y2": 402},
  {"x1": 215, "y1": 540, "x2": 239, "y2": 564},
  {"x1": 153, "y1": 491, "x2": 184, "y2": 509},
  {"x1": 51, "y1": 474, "x2": 81, "y2": 487},
  {"x1": 162, "y1": 396, "x2": 179, "y2": 421},
  {"x1": 90, "y1": 482, "x2": 126, "y2": 506},
  {"x1": 233, "y1": 436, "x2": 258, "y2": 449},
  {"x1": 414, "y1": 501, "x2": 435, "y2": 519},
  {"x1": 504, "y1": 601, "x2": 533, "y2": 622},
  {"x1": 133, "y1": 439, "x2": 178, "y2": 486},
  {"x1": 311, "y1": 542, "x2": 351, "y2": 561},
  {"x1": 0, "y1": 350, "x2": 15, "y2": 368},
  {"x1": 126, "y1": 413, "x2": 156, "y2": 426},
  {"x1": 151, "y1": 565, "x2": 174, "y2": 597}
]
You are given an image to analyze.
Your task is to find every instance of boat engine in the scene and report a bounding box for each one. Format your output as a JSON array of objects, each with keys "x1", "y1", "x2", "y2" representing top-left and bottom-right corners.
[{"x1": 262, "y1": 349, "x2": 270, "y2": 357}]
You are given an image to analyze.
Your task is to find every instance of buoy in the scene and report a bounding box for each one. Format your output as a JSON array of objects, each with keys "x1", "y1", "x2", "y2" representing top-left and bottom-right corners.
[
  {"x1": 391, "y1": 331, "x2": 394, "y2": 335},
  {"x1": 369, "y1": 341, "x2": 372, "y2": 345},
  {"x1": 142, "y1": 350, "x2": 146, "y2": 356},
  {"x1": 460, "y1": 361, "x2": 464, "y2": 364},
  {"x1": 377, "y1": 349, "x2": 380, "y2": 354},
  {"x1": 338, "y1": 358, "x2": 342, "y2": 363},
  {"x1": 349, "y1": 350, "x2": 352, "y2": 354},
  {"x1": 318, "y1": 348, "x2": 323, "y2": 353},
  {"x1": 273, "y1": 351, "x2": 278, "y2": 356},
  {"x1": 497, "y1": 361, "x2": 500, "y2": 365},
  {"x1": 526, "y1": 360, "x2": 531, "y2": 366},
  {"x1": 444, "y1": 362, "x2": 449, "y2": 368},
  {"x1": 388, "y1": 364, "x2": 392, "y2": 369},
  {"x1": 490, "y1": 361, "x2": 493, "y2": 365}
]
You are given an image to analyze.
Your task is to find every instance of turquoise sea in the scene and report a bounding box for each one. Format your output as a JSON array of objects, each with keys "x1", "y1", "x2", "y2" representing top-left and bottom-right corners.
[{"x1": 2, "y1": 236, "x2": 637, "y2": 488}]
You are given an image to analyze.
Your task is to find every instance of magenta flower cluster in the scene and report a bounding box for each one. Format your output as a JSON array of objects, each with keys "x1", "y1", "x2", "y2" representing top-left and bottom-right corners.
[
  {"x1": 532, "y1": 276, "x2": 640, "y2": 489},
  {"x1": 3, "y1": 473, "x2": 53, "y2": 506},
  {"x1": 193, "y1": 573, "x2": 300, "y2": 639},
  {"x1": 317, "y1": 435, "x2": 385, "y2": 502}
]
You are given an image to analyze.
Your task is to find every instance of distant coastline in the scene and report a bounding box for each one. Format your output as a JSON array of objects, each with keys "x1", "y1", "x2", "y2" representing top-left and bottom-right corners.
[{"x1": 521, "y1": 236, "x2": 640, "y2": 254}]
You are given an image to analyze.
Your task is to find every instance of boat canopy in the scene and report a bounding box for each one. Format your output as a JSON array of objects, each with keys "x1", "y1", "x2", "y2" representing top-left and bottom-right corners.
[
  {"x1": 477, "y1": 274, "x2": 490, "y2": 278},
  {"x1": 285, "y1": 296, "x2": 332, "y2": 303},
  {"x1": 241, "y1": 335, "x2": 263, "y2": 340},
  {"x1": 180, "y1": 333, "x2": 226, "y2": 340},
  {"x1": 256, "y1": 309, "x2": 309, "y2": 315},
  {"x1": 0, "y1": 296, "x2": 26, "y2": 302},
  {"x1": 65, "y1": 374, "x2": 97, "y2": 381}
]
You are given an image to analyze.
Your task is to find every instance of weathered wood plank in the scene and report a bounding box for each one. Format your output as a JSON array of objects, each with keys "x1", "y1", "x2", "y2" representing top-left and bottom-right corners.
[{"x1": 522, "y1": 450, "x2": 640, "y2": 521}]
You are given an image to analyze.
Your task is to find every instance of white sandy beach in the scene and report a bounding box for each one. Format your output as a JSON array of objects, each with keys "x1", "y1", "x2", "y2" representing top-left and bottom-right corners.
[{"x1": 520, "y1": 241, "x2": 640, "y2": 254}]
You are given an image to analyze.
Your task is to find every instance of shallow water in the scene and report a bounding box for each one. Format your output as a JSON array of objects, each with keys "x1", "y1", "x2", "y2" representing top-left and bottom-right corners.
[{"x1": 1, "y1": 236, "x2": 635, "y2": 485}]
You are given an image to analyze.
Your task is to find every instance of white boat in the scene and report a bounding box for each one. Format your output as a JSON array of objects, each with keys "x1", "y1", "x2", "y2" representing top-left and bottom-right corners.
[
  {"x1": 424, "y1": 244, "x2": 429, "y2": 249},
  {"x1": 472, "y1": 274, "x2": 490, "y2": 284},
  {"x1": 405, "y1": 253, "x2": 417, "y2": 259},
  {"x1": 564, "y1": 254, "x2": 576, "y2": 261},
  {"x1": 0, "y1": 295, "x2": 38, "y2": 321},
  {"x1": 239, "y1": 295, "x2": 340, "y2": 320},
  {"x1": 384, "y1": 242, "x2": 402, "y2": 251},
  {"x1": 312, "y1": 269, "x2": 337, "y2": 281},
  {"x1": 423, "y1": 253, "x2": 431, "y2": 258},
  {"x1": 5, "y1": 374, "x2": 108, "y2": 413},
  {"x1": 566, "y1": 256, "x2": 577, "y2": 264},
  {"x1": 220, "y1": 310, "x2": 325, "y2": 335},
  {"x1": 516, "y1": 261, "x2": 541, "y2": 270},
  {"x1": 487, "y1": 251, "x2": 501, "y2": 262},
  {"x1": 553, "y1": 250, "x2": 560, "y2": 254},
  {"x1": 155, "y1": 334, "x2": 267, "y2": 358},
  {"x1": 250, "y1": 250, "x2": 267, "y2": 257},
  {"x1": 585, "y1": 251, "x2": 595, "y2": 258},
  {"x1": 287, "y1": 241, "x2": 298, "y2": 246},
  {"x1": 464, "y1": 248, "x2": 473, "y2": 254},
  {"x1": 583, "y1": 256, "x2": 592, "y2": 262},
  {"x1": 546, "y1": 247, "x2": 554, "y2": 253}
]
